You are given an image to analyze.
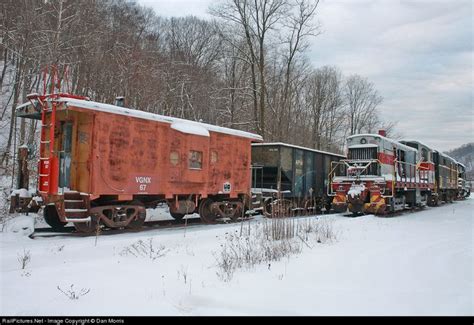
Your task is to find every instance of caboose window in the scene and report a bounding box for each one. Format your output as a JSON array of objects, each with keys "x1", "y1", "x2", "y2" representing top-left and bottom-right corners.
[
  {"x1": 189, "y1": 151, "x2": 203, "y2": 169},
  {"x1": 211, "y1": 151, "x2": 218, "y2": 164},
  {"x1": 170, "y1": 151, "x2": 180, "y2": 166}
]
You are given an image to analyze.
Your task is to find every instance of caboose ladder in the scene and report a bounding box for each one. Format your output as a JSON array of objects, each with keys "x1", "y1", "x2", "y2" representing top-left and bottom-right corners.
[{"x1": 38, "y1": 101, "x2": 58, "y2": 195}]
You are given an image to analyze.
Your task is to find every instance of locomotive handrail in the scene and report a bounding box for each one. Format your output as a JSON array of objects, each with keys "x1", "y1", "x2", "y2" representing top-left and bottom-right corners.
[{"x1": 327, "y1": 159, "x2": 385, "y2": 197}]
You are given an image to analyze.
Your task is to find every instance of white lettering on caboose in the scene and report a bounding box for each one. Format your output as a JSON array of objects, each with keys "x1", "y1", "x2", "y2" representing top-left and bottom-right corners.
[
  {"x1": 135, "y1": 176, "x2": 152, "y2": 184},
  {"x1": 135, "y1": 176, "x2": 152, "y2": 192}
]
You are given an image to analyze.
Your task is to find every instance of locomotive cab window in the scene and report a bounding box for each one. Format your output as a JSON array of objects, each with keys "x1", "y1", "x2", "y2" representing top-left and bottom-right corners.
[
  {"x1": 189, "y1": 150, "x2": 203, "y2": 169},
  {"x1": 421, "y1": 148, "x2": 429, "y2": 162}
]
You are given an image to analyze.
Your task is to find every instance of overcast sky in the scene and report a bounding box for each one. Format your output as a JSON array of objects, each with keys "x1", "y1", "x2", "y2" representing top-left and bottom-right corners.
[{"x1": 139, "y1": 0, "x2": 473, "y2": 151}]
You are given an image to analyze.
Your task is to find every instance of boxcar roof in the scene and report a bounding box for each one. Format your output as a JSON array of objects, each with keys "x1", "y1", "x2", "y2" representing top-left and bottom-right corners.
[
  {"x1": 252, "y1": 142, "x2": 346, "y2": 158},
  {"x1": 51, "y1": 97, "x2": 263, "y2": 141}
]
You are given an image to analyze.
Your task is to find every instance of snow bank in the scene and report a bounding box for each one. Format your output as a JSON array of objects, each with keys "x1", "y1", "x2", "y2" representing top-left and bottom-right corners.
[
  {"x1": 0, "y1": 198, "x2": 472, "y2": 315},
  {"x1": 10, "y1": 188, "x2": 33, "y2": 198},
  {"x1": 3, "y1": 215, "x2": 35, "y2": 236}
]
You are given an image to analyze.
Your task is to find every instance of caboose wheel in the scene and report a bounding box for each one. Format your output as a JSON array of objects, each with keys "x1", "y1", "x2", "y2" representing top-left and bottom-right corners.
[
  {"x1": 199, "y1": 198, "x2": 218, "y2": 224},
  {"x1": 73, "y1": 217, "x2": 99, "y2": 234},
  {"x1": 43, "y1": 205, "x2": 68, "y2": 232},
  {"x1": 127, "y1": 207, "x2": 146, "y2": 230},
  {"x1": 170, "y1": 212, "x2": 185, "y2": 221}
]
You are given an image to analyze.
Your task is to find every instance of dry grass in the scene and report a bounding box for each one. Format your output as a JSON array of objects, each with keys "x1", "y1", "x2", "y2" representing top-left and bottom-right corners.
[
  {"x1": 120, "y1": 238, "x2": 168, "y2": 260},
  {"x1": 215, "y1": 216, "x2": 337, "y2": 281}
]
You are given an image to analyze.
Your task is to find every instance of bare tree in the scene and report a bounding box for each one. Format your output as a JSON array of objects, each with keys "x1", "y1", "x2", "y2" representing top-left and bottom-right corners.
[
  {"x1": 211, "y1": 0, "x2": 289, "y2": 138},
  {"x1": 344, "y1": 74, "x2": 383, "y2": 136}
]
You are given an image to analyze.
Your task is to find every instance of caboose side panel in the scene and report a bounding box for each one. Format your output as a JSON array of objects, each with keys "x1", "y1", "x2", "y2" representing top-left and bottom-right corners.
[
  {"x1": 89, "y1": 112, "x2": 165, "y2": 196},
  {"x1": 208, "y1": 134, "x2": 251, "y2": 198}
]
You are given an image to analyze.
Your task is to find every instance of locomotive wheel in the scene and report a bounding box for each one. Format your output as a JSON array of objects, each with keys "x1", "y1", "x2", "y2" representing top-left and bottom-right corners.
[
  {"x1": 43, "y1": 205, "x2": 68, "y2": 232},
  {"x1": 199, "y1": 198, "x2": 218, "y2": 224},
  {"x1": 73, "y1": 217, "x2": 99, "y2": 234},
  {"x1": 170, "y1": 212, "x2": 185, "y2": 221}
]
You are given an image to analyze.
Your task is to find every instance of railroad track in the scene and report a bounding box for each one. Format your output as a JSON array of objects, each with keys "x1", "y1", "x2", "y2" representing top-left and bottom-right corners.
[
  {"x1": 29, "y1": 217, "x2": 250, "y2": 239},
  {"x1": 29, "y1": 204, "x2": 441, "y2": 239}
]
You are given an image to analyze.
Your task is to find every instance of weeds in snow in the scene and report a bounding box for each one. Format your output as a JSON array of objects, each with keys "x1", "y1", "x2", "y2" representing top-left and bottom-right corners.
[
  {"x1": 215, "y1": 217, "x2": 337, "y2": 281},
  {"x1": 57, "y1": 284, "x2": 90, "y2": 300},
  {"x1": 17, "y1": 249, "x2": 31, "y2": 270},
  {"x1": 177, "y1": 265, "x2": 188, "y2": 284},
  {"x1": 120, "y1": 238, "x2": 168, "y2": 260}
]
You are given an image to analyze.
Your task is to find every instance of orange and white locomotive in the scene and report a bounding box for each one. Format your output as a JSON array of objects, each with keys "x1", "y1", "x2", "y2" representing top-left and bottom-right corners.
[{"x1": 328, "y1": 131, "x2": 436, "y2": 215}]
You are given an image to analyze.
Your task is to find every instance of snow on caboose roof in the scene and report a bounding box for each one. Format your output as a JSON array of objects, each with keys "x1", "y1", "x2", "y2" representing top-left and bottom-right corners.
[
  {"x1": 347, "y1": 134, "x2": 417, "y2": 152},
  {"x1": 252, "y1": 142, "x2": 346, "y2": 158},
  {"x1": 56, "y1": 97, "x2": 263, "y2": 141}
]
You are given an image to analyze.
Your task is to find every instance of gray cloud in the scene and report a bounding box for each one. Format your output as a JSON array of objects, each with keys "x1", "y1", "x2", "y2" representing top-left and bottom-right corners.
[
  {"x1": 311, "y1": 0, "x2": 473, "y2": 151},
  {"x1": 140, "y1": 0, "x2": 472, "y2": 151}
]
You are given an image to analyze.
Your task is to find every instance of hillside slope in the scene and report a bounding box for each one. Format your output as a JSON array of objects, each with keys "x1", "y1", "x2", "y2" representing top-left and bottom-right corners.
[{"x1": 445, "y1": 143, "x2": 474, "y2": 179}]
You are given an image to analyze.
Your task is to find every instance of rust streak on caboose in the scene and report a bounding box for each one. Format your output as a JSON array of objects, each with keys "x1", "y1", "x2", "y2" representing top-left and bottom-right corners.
[{"x1": 17, "y1": 94, "x2": 262, "y2": 232}]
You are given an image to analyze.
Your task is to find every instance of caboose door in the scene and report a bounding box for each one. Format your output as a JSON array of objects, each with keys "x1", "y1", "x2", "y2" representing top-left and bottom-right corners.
[{"x1": 59, "y1": 121, "x2": 73, "y2": 190}]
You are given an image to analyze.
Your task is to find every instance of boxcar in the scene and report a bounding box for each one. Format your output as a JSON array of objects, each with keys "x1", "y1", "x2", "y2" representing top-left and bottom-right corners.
[
  {"x1": 250, "y1": 142, "x2": 345, "y2": 216},
  {"x1": 17, "y1": 94, "x2": 262, "y2": 232}
]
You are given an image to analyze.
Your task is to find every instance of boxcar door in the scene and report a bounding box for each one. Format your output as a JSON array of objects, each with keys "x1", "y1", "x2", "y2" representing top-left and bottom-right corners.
[
  {"x1": 293, "y1": 149, "x2": 304, "y2": 198},
  {"x1": 59, "y1": 121, "x2": 73, "y2": 190}
]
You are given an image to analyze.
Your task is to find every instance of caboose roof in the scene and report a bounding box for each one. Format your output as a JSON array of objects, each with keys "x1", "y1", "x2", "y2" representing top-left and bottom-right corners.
[
  {"x1": 252, "y1": 142, "x2": 346, "y2": 158},
  {"x1": 347, "y1": 134, "x2": 417, "y2": 152},
  {"x1": 49, "y1": 97, "x2": 263, "y2": 141}
]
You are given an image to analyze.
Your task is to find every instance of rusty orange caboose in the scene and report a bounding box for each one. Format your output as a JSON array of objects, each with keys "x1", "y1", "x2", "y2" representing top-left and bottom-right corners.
[{"x1": 17, "y1": 94, "x2": 262, "y2": 232}]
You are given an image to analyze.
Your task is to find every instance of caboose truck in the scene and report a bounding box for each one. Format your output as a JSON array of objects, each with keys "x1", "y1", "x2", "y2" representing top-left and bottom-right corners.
[
  {"x1": 16, "y1": 92, "x2": 262, "y2": 232},
  {"x1": 328, "y1": 131, "x2": 437, "y2": 216}
]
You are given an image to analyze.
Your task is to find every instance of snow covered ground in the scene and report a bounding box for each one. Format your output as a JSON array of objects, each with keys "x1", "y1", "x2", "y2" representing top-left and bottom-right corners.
[{"x1": 0, "y1": 198, "x2": 472, "y2": 316}]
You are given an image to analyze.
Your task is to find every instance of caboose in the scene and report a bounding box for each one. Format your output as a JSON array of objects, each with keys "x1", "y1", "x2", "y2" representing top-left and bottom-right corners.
[
  {"x1": 329, "y1": 131, "x2": 436, "y2": 215},
  {"x1": 251, "y1": 142, "x2": 344, "y2": 216},
  {"x1": 16, "y1": 93, "x2": 262, "y2": 232}
]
